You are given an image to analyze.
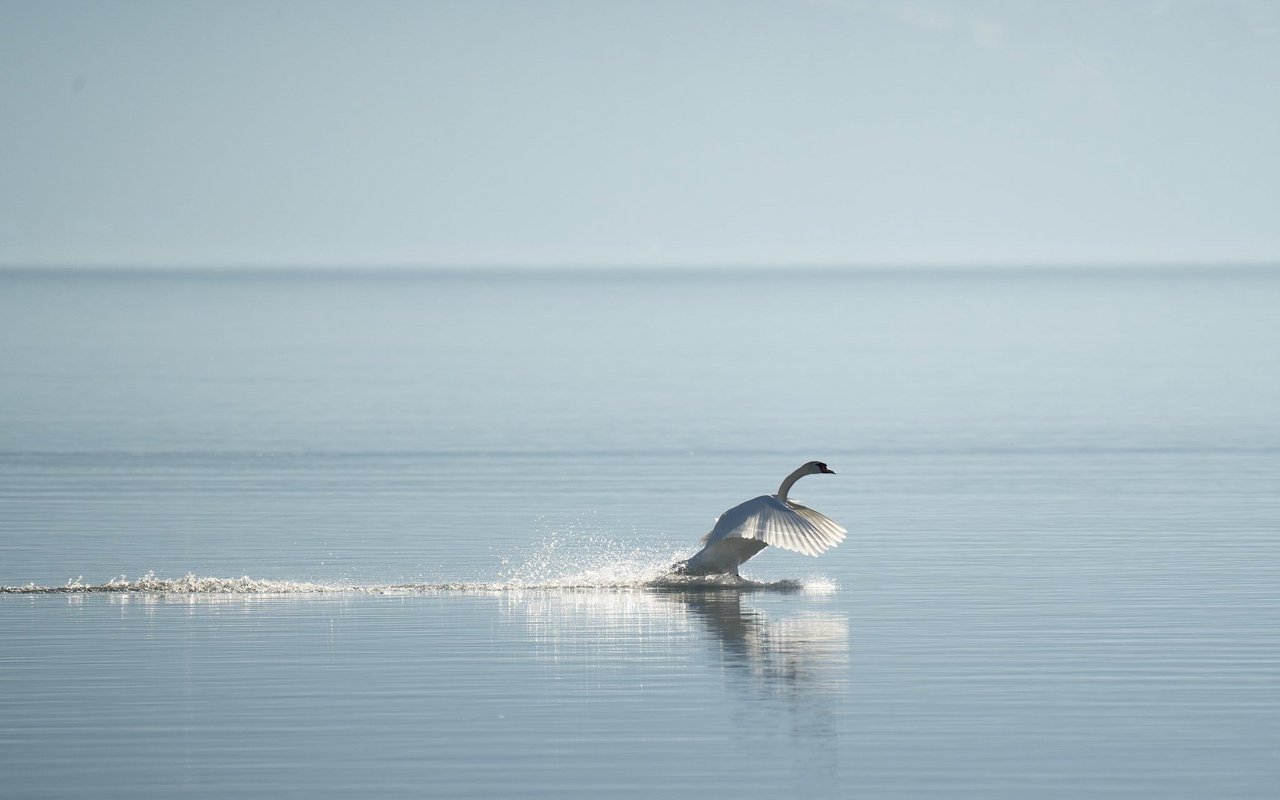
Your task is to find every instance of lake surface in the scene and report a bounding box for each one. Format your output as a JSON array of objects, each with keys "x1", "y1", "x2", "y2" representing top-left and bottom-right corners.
[{"x1": 2, "y1": 266, "x2": 1278, "y2": 798}]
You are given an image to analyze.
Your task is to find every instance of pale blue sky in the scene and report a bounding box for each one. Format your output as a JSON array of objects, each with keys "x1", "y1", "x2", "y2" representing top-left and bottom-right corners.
[{"x1": 2, "y1": 0, "x2": 1278, "y2": 267}]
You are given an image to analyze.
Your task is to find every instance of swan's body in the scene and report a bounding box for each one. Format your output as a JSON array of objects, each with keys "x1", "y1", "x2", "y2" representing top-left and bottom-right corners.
[{"x1": 674, "y1": 461, "x2": 846, "y2": 577}]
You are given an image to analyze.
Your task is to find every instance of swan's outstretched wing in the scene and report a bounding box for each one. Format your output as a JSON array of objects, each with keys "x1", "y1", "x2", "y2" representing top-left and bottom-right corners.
[{"x1": 701, "y1": 495, "x2": 846, "y2": 557}]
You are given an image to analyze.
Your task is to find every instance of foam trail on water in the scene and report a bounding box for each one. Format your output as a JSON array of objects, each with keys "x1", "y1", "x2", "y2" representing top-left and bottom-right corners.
[
  {"x1": 1, "y1": 535, "x2": 835, "y2": 595},
  {"x1": 2, "y1": 572, "x2": 361, "y2": 595},
  {"x1": 1, "y1": 572, "x2": 822, "y2": 595}
]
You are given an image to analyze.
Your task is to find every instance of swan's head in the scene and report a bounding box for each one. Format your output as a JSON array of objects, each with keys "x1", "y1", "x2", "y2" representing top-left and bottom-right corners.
[{"x1": 777, "y1": 460, "x2": 837, "y2": 500}]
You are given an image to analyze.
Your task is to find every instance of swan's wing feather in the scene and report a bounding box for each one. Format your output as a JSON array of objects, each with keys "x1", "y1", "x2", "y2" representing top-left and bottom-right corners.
[
  {"x1": 785, "y1": 500, "x2": 848, "y2": 554},
  {"x1": 701, "y1": 495, "x2": 846, "y2": 557}
]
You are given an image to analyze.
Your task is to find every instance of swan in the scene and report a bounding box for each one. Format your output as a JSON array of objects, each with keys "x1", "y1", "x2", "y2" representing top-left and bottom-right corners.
[{"x1": 673, "y1": 461, "x2": 847, "y2": 577}]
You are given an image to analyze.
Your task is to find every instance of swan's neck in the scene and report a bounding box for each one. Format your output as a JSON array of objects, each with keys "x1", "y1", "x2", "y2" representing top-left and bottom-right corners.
[{"x1": 776, "y1": 465, "x2": 811, "y2": 502}]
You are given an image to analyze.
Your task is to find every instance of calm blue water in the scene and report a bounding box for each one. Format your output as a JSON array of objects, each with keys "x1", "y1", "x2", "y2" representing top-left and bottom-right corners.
[{"x1": 2, "y1": 267, "x2": 1278, "y2": 798}]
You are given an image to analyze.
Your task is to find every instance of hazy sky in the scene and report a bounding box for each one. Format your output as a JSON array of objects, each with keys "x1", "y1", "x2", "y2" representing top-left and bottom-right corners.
[{"x1": 2, "y1": 0, "x2": 1278, "y2": 267}]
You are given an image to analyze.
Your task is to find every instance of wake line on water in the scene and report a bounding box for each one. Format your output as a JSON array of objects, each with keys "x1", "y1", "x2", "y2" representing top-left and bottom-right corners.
[
  {"x1": 1, "y1": 532, "x2": 836, "y2": 596},
  {"x1": 0, "y1": 571, "x2": 824, "y2": 595}
]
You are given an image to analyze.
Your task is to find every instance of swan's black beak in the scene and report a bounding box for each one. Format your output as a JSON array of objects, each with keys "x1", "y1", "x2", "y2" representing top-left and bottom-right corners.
[{"x1": 820, "y1": 464, "x2": 836, "y2": 474}]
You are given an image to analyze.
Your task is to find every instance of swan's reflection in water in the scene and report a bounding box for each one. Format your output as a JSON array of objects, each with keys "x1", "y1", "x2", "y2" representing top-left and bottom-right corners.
[
  {"x1": 503, "y1": 587, "x2": 849, "y2": 784},
  {"x1": 657, "y1": 590, "x2": 849, "y2": 685},
  {"x1": 503, "y1": 588, "x2": 849, "y2": 684},
  {"x1": 660, "y1": 590, "x2": 848, "y2": 784}
]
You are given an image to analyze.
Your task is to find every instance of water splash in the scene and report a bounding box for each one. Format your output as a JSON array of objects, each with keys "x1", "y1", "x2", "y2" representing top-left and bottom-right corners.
[{"x1": 495, "y1": 529, "x2": 677, "y2": 588}]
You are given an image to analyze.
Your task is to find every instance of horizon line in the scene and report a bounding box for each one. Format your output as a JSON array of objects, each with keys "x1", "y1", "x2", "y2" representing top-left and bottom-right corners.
[{"x1": 2, "y1": 259, "x2": 1279, "y2": 274}]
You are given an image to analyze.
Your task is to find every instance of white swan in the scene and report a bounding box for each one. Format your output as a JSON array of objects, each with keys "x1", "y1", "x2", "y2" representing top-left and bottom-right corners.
[{"x1": 673, "y1": 461, "x2": 847, "y2": 577}]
